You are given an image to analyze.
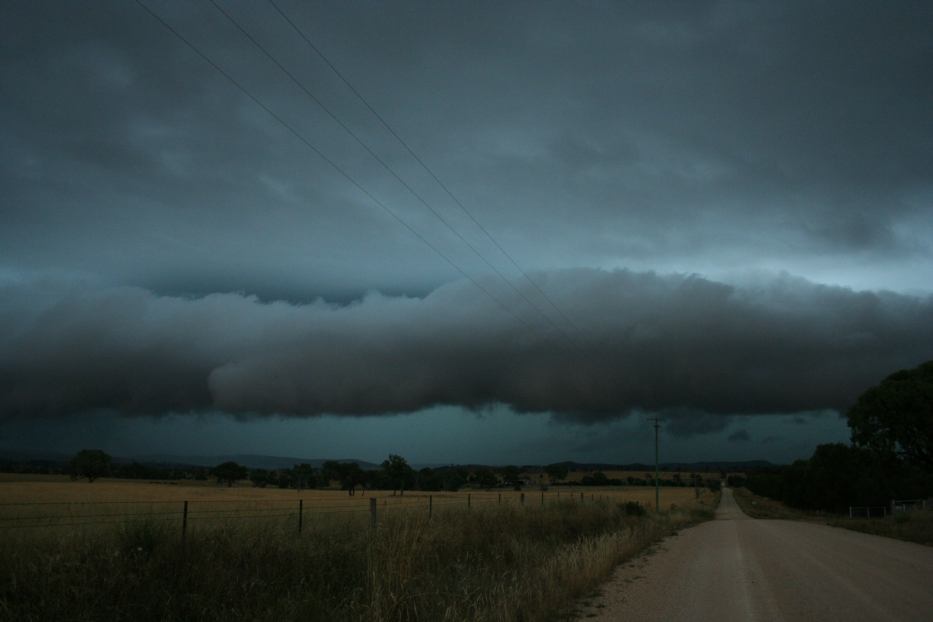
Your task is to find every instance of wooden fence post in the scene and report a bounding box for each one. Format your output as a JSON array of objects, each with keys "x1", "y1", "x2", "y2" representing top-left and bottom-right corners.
[
  {"x1": 429, "y1": 495, "x2": 433, "y2": 518},
  {"x1": 468, "y1": 493, "x2": 472, "y2": 509},
  {"x1": 370, "y1": 498, "x2": 377, "y2": 529},
  {"x1": 498, "y1": 493, "x2": 501, "y2": 505},
  {"x1": 182, "y1": 500, "x2": 188, "y2": 543},
  {"x1": 541, "y1": 490, "x2": 544, "y2": 506},
  {"x1": 520, "y1": 492, "x2": 525, "y2": 506},
  {"x1": 298, "y1": 499, "x2": 303, "y2": 533}
]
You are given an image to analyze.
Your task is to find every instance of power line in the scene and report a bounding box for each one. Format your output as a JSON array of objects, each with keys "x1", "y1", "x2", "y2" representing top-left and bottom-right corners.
[
  {"x1": 649, "y1": 415, "x2": 661, "y2": 511},
  {"x1": 207, "y1": 0, "x2": 572, "y2": 341},
  {"x1": 133, "y1": 0, "x2": 530, "y2": 330},
  {"x1": 267, "y1": 0, "x2": 582, "y2": 334}
]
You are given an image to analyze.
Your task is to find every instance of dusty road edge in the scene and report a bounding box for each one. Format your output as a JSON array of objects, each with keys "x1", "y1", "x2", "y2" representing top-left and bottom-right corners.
[{"x1": 564, "y1": 494, "x2": 722, "y2": 621}]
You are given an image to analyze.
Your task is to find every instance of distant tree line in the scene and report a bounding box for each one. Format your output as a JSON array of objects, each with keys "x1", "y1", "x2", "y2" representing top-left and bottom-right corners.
[
  {"x1": 4, "y1": 451, "x2": 728, "y2": 493},
  {"x1": 744, "y1": 444, "x2": 932, "y2": 514},
  {"x1": 570, "y1": 471, "x2": 719, "y2": 489},
  {"x1": 5, "y1": 451, "x2": 607, "y2": 493},
  {"x1": 744, "y1": 361, "x2": 933, "y2": 514},
  {"x1": 242, "y1": 456, "x2": 548, "y2": 494}
]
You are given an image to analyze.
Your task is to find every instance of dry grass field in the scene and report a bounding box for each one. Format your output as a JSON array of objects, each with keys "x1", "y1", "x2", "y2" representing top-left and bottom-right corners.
[
  {"x1": 0, "y1": 474, "x2": 720, "y2": 622},
  {"x1": 0, "y1": 475, "x2": 709, "y2": 534}
]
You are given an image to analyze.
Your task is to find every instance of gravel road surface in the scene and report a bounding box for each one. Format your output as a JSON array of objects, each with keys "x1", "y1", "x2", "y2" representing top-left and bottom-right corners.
[{"x1": 576, "y1": 488, "x2": 933, "y2": 621}]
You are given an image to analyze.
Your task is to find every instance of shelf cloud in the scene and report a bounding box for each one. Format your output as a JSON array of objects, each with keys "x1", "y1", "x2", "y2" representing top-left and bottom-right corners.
[
  {"x1": 1, "y1": 1, "x2": 931, "y2": 461},
  {"x1": 3, "y1": 269, "x2": 930, "y2": 421}
]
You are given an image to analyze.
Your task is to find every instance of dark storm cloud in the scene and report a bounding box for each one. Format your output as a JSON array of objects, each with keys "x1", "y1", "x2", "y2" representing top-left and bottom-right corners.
[
  {"x1": 2, "y1": 269, "x2": 931, "y2": 420},
  {"x1": 664, "y1": 412, "x2": 733, "y2": 438},
  {"x1": 727, "y1": 429, "x2": 751, "y2": 443},
  {"x1": 2, "y1": 0, "x2": 933, "y2": 458},
  {"x1": 1, "y1": 0, "x2": 932, "y2": 300}
]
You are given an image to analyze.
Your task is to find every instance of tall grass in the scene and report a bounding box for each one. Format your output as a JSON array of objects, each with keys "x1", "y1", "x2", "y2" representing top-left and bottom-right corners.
[
  {"x1": 826, "y1": 511, "x2": 933, "y2": 546},
  {"x1": 732, "y1": 487, "x2": 818, "y2": 520},
  {"x1": 735, "y1": 487, "x2": 933, "y2": 546},
  {"x1": 0, "y1": 500, "x2": 715, "y2": 622}
]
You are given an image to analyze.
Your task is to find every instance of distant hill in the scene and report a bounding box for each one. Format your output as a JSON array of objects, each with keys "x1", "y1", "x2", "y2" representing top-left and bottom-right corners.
[
  {"x1": 134, "y1": 454, "x2": 382, "y2": 470},
  {"x1": 0, "y1": 449, "x2": 774, "y2": 472},
  {"x1": 541, "y1": 460, "x2": 773, "y2": 472},
  {"x1": 0, "y1": 449, "x2": 73, "y2": 462},
  {"x1": 0, "y1": 450, "x2": 380, "y2": 471}
]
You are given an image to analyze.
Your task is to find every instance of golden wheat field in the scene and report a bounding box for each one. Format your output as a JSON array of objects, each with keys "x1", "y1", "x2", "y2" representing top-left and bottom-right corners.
[{"x1": 0, "y1": 474, "x2": 709, "y2": 533}]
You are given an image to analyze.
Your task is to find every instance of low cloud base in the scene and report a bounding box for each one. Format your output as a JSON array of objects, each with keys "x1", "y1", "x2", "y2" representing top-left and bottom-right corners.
[{"x1": 2, "y1": 269, "x2": 930, "y2": 421}]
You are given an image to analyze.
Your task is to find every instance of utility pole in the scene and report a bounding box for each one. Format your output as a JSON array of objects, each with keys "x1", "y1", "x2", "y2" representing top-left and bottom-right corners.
[{"x1": 649, "y1": 416, "x2": 660, "y2": 511}]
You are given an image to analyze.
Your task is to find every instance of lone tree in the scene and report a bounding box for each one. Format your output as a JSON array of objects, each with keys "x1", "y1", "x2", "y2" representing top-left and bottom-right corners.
[
  {"x1": 338, "y1": 462, "x2": 365, "y2": 496},
  {"x1": 212, "y1": 461, "x2": 248, "y2": 487},
  {"x1": 382, "y1": 454, "x2": 414, "y2": 495},
  {"x1": 500, "y1": 465, "x2": 523, "y2": 490},
  {"x1": 847, "y1": 360, "x2": 933, "y2": 472},
  {"x1": 291, "y1": 463, "x2": 316, "y2": 491},
  {"x1": 545, "y1": 462, "x2": 569, "y2": 483},
  {"x1": 319, "y1": 461, "x2": 364, "y2": 494},
  {"x1": 70, "y1": 449, "x2": 112, "y2": 482},
  {"x1": 471, "y1": 468, "x2": 498, "y2": 489},
  {"x1": 320, "y1": 460, "x2": 342, "y2": 487}
]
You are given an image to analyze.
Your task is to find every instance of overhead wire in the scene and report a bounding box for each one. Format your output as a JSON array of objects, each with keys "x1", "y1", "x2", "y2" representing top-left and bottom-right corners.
[
  {"x1": 205, "y1": 0, "x2": 571, "y2": 341},
  {"x1": 267, "y1": 0, "x2": 582, "y2": 334},
  {"x1": 133, "y1": 0, "x2": 531, "y2": 330}
]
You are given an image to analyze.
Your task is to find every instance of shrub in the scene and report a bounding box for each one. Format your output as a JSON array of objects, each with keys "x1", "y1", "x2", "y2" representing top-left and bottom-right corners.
[{"x1": 621, "y1": 501, "x2": 646, "y2": 517}]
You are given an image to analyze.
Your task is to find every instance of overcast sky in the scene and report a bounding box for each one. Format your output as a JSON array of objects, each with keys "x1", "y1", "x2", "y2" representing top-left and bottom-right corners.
[{"x1": 1, "y1": 1, "x2": 931, "y2": 464}]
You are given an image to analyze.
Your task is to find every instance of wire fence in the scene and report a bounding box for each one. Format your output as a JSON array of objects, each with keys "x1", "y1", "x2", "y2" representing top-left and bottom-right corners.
[
  {"x1": 847, "y1": 505, "x2": 888, "y2": 519},
  {"x1": 891, "y1": 498, "x2": 930, "y2": 513},
  {"x1": 0, "y1": 490, "x2": 625, "y2": 534},
  {"x1": 845, "y1": 499, "x2": 933, "y2": 519}
]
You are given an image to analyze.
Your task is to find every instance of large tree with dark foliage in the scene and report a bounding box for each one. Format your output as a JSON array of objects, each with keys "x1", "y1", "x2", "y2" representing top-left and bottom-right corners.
[
  {"x1": 337, "y1": 462, "x2": 365, "y2": 495},
  {"x1": 320, "y1": 460, "x2": 342, "y2": 487},
  {"x1": 545, "y1": 463, "x2": 569, "y2": 483},
  {"x1": 292, "y1": 463, "x2": 316, "y2": 490},
  {"x1": 847, "y1": 360, "x2": 933, "y2": 471},
  {"x1": 381, "y1": 454, "x2": 414, "y2": 495},
  {"x1": 212, "y1": 461, "x2": 248, "y2": 487},
  {"x1": 70, "y1": 449, "x2": 112, "y2": 482},
  {"x1": 500, "y1": 466, "x2": 523, "y2": 490},
  {"x1": 471, "y1": 468, "x2": 499, "y2": 489},
  {"x1": 745, "y1": 443, "x2": 933, "y2": 513}
]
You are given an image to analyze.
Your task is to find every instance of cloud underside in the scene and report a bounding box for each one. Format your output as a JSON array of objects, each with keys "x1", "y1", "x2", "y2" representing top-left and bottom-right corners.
[
  {"x1": 1, "y1": 268, "x2": 931, "y2": 421},
  {"x1": 2, "y1": 2, "x2": 932, "y2": 300}
]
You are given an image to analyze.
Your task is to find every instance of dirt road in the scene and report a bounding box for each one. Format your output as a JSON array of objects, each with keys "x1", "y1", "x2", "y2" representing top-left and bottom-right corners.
[{"x1": 577, "y1": 488, "x2": 933, "y2": 621}]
